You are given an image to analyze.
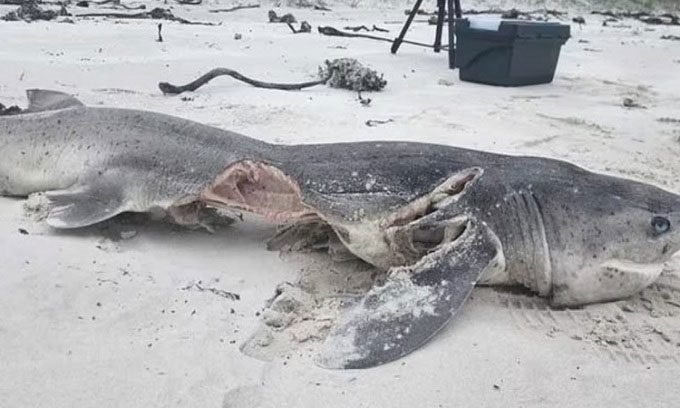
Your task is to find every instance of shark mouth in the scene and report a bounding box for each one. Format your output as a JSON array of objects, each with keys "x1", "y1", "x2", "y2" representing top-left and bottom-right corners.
[{"x1": 201, "y1": 160, "x2": 317, "y2": 222}]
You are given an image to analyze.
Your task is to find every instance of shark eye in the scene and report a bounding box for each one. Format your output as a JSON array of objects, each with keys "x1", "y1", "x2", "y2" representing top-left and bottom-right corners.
[{"x1": 651, "y1": 216, "x2": 671, "y2": 235}]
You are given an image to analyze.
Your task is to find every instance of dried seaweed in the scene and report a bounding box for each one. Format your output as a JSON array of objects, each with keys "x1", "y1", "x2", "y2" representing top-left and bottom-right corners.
[
  {"x1": 318, "y1": 58, "x2": 386, "y2": 92},
  {"x1": 592, "y1": 10, "x2": 679, "y2": 26},
  {"x1": 0, "y1": 103, "x2": 23, "y2": 116},
  {"x1": 76, "y1": 7, "x2": 214, "y2": 25}
]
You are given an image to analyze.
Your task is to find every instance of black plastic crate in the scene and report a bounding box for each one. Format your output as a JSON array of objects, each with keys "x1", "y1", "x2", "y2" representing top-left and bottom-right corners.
[{"x1": 452, "y1": 19, "x2": 570, "y2": 86}]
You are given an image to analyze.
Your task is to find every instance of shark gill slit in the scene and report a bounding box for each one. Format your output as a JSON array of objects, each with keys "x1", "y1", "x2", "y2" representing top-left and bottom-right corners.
[
  {"x1": 520, "y1": 193, "x2": 542, "y2": 286},
  {"x1": 506, "y1": 193, "x2": 529, "y2": 287},
  {"x1": 528, "y1": 192, "x2": 552, "y2": 295},
  {"x1": 508, "y1": 190, "x2": 552, "y2": 295}
]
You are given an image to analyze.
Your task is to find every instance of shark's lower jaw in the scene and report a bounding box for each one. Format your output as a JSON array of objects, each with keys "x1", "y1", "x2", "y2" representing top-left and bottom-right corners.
[{"x1": 550, "y1": 258, "x2": 669, "y2": 306}]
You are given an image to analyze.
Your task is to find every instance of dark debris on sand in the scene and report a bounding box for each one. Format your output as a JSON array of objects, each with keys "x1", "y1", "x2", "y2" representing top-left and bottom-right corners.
[
  {"x1": 0, "y1": 103, "x2": 23, "y2": 116},
  {"x1": 318, "y1": 58, "x2": 387, "y2": 92},
  {"x1": 2, "y1": 0, "x2": 70, "y2": 22}
]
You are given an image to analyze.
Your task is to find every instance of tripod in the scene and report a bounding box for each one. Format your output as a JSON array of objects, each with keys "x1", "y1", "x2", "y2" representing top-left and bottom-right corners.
[{"x1": 390, "y1": 0, "x2": 462, "y2": 68}]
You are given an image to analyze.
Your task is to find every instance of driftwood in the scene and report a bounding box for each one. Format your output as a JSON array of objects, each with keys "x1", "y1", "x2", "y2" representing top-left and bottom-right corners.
[
  {"x1": 423, "y1": 8, "x2": 566, "y2": 24},
  {"x1": 592, "y1": 10, "x2": 652, "y2": 18},
  {"x1": 592, "y1": 10, "x2": 679, "y2": 26},
  {"x1": 159, "y1": 67, "x2": 335, "y2": 95},
  {"x1": 452, "y1": 8, "x2": 563, "y2": 20},
  {"x1": 343, "y1": 24, "x2": 388, "y2": 33},
  {"x1": 268, "y1": 10, "x2": 296, "y2": 23},
  {"x1": 365, "y1": 119, "x2": 393, "y2": 127},
  {"x1": 344, "y1": 24, "x2": 370, "y2": 32},
  {"x1": 287, "y1": 21, "x2": 311, "y2": 33},
  {"x1": 403, "y1": 8, "x2": 434, "y2": 16},
  {"x1": 464, "y1": 8, "x2": 566, "y2": 18},
  {"x1": 77, "y1": 7, "x2": 214, "y2": 24},
  {"x1": 641, "y1": 14, "x2": 679, "y2": 25},
  {"x1": 318, "y1": 26, "x2": 446, "y2": 50},
  {"x1": 87, "y1": 0, "x2": 146, "y2": 9},
  {"x1": 6, "y1": 0, "x2": 69, "y2": 4},
  {"x1": 160, "y1": 58, "x2": 387, "y2": 95},
  {"x1": 209, "y1": 4, "x2": 259, "y2": 13},
  {"x1": 175, "y1": 0, "x2": 201, "y2": 5},
  {"x1": 104, "y1": 3, "x2": 146, "y2": 10}
]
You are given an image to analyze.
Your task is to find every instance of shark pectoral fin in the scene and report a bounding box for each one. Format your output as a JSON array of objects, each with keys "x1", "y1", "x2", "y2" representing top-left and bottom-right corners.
[
  {"x1": 45, "y1": 180, "x2": 127, "y2": 228},
  {"x1": 317, "y1": 219, "x2": 503, "y2": 369},
  {"x1": 25, "y1": 89, "x2": 84, "y2": 113}
]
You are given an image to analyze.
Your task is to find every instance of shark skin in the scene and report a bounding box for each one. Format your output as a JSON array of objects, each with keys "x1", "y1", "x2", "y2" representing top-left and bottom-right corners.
[{"x1": 3, "y1": 90, "x2": 680, "y2": 369}]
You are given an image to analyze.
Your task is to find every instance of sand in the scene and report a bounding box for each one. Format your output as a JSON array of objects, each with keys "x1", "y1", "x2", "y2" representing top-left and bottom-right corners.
[{"x1": 1, "y1": 1, "x2": 680, "y2": 407}]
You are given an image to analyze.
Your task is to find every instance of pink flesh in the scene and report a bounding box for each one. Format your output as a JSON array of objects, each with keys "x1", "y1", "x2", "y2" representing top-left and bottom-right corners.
[{"x1": 201, "y1": 161, "x2": 316, "y2": 222}]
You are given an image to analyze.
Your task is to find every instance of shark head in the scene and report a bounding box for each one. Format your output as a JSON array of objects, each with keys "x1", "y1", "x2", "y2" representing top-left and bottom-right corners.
[
  {"x1": 327, "y1": 164, "x2": 680, "y2": 308},
  {"x1": 546, "y1": 173, "x2": 680, "y2": 306}
]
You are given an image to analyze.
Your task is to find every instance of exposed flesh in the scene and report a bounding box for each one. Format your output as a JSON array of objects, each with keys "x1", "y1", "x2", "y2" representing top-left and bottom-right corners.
[
  {"x1": 200, "y1": 162, "x2": 485, "y2": 273},
  {"x1": 201, "y1": 160, "x2": 316, "y2": 222},
  {"x1": 332, "y1": 167, "x2": 484, "y2": 269}
]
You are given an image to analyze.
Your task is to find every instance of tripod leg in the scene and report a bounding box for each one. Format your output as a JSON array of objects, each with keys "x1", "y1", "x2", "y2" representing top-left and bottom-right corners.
[
  {"x1": 433, "y1": 0, "x2": 446, "y2": 53},
  {"x1": 391, "y1": 0, "x2": 425, "y2": 54},
  {"x1": 447, "y1": 0, "x2": 455, "y2": 68}
]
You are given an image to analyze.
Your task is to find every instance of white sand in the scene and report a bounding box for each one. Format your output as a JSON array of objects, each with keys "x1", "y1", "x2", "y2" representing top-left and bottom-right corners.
[{"x1": 1, "y1": 1, "x2": 680, "y2": 407}]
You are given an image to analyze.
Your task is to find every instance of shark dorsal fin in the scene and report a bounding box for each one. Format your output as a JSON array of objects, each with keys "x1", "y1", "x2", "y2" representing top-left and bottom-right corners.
[{"x1": 25, "y1": 89, "x2": 84, "y2": 112}]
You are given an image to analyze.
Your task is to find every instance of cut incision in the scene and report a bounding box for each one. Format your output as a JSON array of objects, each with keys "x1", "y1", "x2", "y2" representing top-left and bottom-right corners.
[{"x1": 202, "y1": 160, "x2": 316, "y2": 222}]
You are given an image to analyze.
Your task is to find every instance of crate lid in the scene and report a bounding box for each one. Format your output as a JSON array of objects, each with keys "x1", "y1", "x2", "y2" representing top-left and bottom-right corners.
[
  {"x1": 468, "y1": 17, "x2": 503, "y2": 30},
  {"x1": 457, "y1": 18, "x2": 570, "y2": 40},
  {"x1": 499, "y1": 20, "x2": 570, "y2": 39}
]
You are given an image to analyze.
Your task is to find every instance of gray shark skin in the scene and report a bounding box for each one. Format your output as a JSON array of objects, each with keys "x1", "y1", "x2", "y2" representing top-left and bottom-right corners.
[
  {"x1": 0, "y1": 90, "x2": 269, "y2": 228},
  {"x1": 3, "y1": 90, "x2": 680, "y2": 369}
]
